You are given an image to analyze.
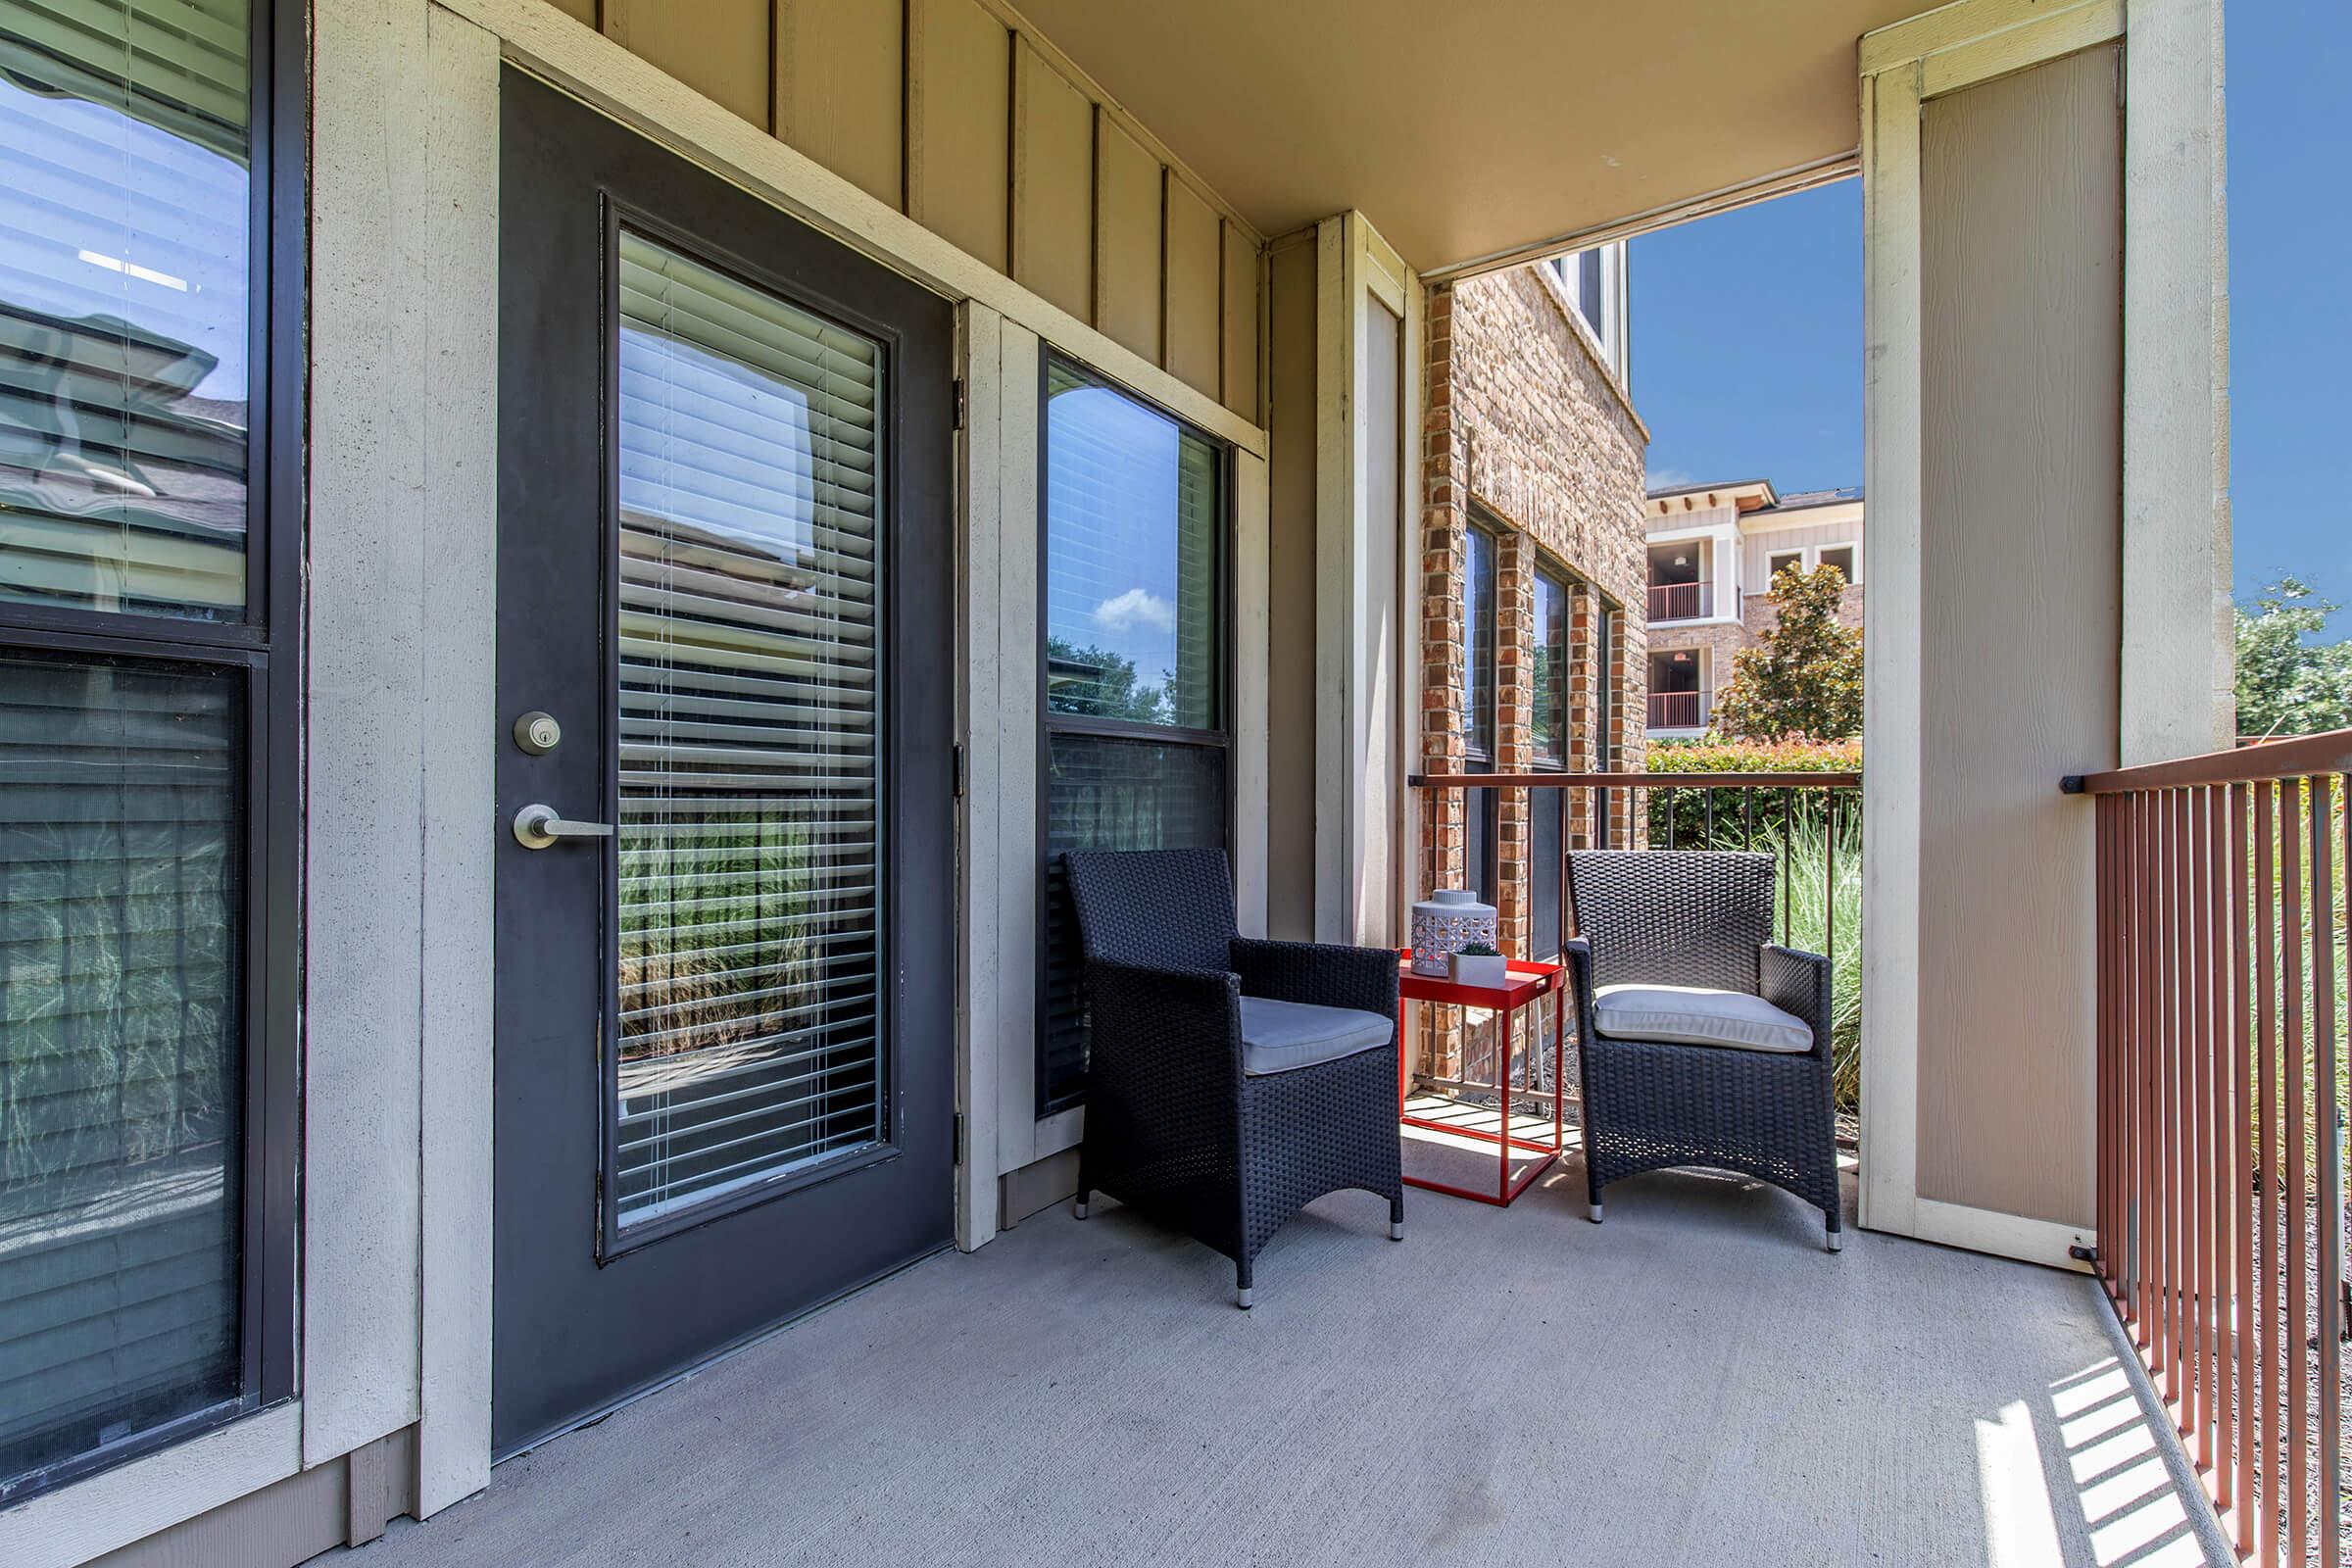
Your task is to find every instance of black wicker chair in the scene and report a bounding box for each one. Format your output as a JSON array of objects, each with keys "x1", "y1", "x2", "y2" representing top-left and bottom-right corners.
[
  {"x1": 1564, "y1": 850, "x2": 1841, "y2": 1250},
  {"x1": 1061, "y1": 847, "x2": 1403, "y2": 1307}
]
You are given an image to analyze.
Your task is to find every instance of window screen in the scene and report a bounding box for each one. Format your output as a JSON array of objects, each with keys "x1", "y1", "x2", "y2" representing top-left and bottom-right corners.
[
  {"x1": 1039, "y1": 358, "x2": 1227, "y2": 1113},
  {"x1": 609, "y1": 230, "x2": 888, "y2": 1227}
]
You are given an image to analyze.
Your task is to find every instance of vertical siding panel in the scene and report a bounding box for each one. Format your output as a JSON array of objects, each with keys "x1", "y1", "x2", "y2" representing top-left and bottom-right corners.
[
  {"x1": 1914, "y1": 45, "x2": 2122, "y2": 1224},
  {"x1": 1093, "y1": 114, "x2": 1160, "y2": 363},
  {"x1": 1010, "y1": 38, "x2": 1092, "y2": 322},
  {"x1": 907, "y1": 0, "x2": 1010, "y2": 272},
  {"x1": 603, "y1": 0, "x2": 772, "y2": 129},
  {"x1": 1162, "y1": 173, "x2": 1220, "y2": 397},
  {"x1": 1221, "y1": 220, "x2": 1259, "y2": 421},
  {"x1": 774, "y1": 0, "x2": 906, "y2": 210}
]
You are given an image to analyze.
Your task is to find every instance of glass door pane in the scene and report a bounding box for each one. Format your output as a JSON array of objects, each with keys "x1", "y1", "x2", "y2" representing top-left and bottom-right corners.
[{"x1": 611, "y1": 230, "x2": 884, "y2": 1229}]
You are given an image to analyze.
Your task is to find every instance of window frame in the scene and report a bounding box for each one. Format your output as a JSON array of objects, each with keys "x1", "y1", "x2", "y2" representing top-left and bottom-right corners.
[
  {"x1": 1818, "y1": 543, "x2": 1860, "y2": 585},
  {"x1": 0, "y1": 0, "x2": 304, "y2": 1504},
  {"x1": 1766, "y1": 547, "x2": 1806, "y2": 580},
  {"x1": 1033, "y1": 352, "x2": 1236, "y2": 1118}
]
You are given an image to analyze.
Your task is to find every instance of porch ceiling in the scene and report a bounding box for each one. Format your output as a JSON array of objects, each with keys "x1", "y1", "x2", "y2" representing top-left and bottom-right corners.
[{"x1": 1007, "y1": 0, "x2": 1929, "y2": 271}]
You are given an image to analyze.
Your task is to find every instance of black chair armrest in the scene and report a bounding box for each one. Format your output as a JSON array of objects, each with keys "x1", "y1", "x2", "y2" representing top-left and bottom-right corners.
[
  {"x1": 1760, "y1": 944, "x2": 1833, "y2": 1058},
  {"x1": 1559, "y1": 937, "x2": 1598, "y2": 1046},
  {"x1": 1083, "y1": 956, "x2": 1244, "y2": 1110},
  {"x1": 1230, "y1": 937, "x2": 1399, "y2": 1024}
]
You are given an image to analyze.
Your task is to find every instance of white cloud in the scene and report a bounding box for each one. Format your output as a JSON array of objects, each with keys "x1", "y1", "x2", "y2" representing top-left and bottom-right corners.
[
  {"x1": 1646, "y1": 466, "x2": 1694, "y2": 490},
  {"x1": 1094, "y1": 588, "x2": 1174, "y2": 636}
]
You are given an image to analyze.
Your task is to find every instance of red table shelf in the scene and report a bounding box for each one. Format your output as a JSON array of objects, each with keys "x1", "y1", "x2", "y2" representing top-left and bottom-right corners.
[{"x1": 1396, "y1": 952, "x2": 1566, "y2": 1206}]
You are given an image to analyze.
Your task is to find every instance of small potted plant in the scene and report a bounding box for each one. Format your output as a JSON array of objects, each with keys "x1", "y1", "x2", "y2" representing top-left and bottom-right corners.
[{"x1": 1449, "y1": 941, "x2": 1507, "y2": 988}]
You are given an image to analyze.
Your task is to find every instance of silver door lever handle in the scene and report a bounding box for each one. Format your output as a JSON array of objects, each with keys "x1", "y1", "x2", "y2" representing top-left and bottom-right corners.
[{"x1": 513, "y1": 803, "x2": 615, "y2": 850}]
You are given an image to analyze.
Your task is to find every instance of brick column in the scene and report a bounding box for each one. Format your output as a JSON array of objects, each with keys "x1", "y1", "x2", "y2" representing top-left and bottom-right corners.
[
  {"x1": 1494, "y1": 532, "x2": 1534, "y2": 961},
  {"x1": 1566, "y1": 581, "x2": 1601, "y2": 849},
  {"x1": 1418, "y1": 283, "x2": 1464, "y2": 1079},
  {"x1": 1616, "y1": 611, "x2": 1649, "y2": 848}
]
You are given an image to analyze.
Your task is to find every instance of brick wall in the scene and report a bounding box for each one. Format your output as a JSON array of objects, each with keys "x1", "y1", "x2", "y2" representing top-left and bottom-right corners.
[{"x1": 1418, "y1": 266, "x2": 1649, "y2": 1076}]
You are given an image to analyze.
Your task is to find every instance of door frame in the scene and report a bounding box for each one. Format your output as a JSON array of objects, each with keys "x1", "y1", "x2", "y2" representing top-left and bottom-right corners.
[{"x1": 488, "y1": 66, "x2": 957, "y2": 1457}]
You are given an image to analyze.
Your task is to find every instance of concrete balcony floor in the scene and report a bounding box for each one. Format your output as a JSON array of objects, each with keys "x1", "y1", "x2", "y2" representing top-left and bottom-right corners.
[{"x1": 345, "y1": 1157, "x2": 2229, "y2": 1568}]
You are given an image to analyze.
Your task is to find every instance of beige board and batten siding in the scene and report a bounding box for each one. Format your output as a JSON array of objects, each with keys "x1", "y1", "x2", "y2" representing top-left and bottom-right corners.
[
  {"x1": 535, "y1": 0, "x2": 1262, "y2": 419},
  {"x1": 1741, "y1": 516, "x2": 1862, "y2": 586},
  {"x1": 1263, "y1": 229, "x2": 1320, "y2": 941},
  {"x1": 1915, "y1": 43, "x2": 2122, "y2": 1229}
]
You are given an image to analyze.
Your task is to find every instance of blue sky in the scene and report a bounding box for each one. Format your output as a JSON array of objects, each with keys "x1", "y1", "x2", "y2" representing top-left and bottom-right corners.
[{"x1": 1630, "y1": 1, "x2": 2349, "y2": 621}]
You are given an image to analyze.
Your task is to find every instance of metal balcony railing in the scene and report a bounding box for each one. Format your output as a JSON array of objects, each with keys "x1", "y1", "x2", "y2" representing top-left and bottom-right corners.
[
  {"x1": 1648, "y1": 690, "x2": 1703, "y2": 730},
  {"x1": 2067, "y1": 728, "x2": 2352, "y2": 1565},
  {"x1": 1646, "y1": 581, "x2": 1710, "y2": 621}
]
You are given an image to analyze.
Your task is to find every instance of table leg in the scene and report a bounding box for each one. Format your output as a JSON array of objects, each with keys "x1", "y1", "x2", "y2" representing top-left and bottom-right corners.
[{"x1": 1498, "y1": 1000, "x2": 1512, "y2": 1203}]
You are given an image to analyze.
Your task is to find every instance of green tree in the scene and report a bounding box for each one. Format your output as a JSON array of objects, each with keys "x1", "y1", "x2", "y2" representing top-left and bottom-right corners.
[
  {"x1": 2234, "y1": 577, "x2": 2352, "y2": 739},
  {"x1": 1707, "y1": 562, "x2": 1864, "y2": 742},
  {"x1": 1044, "y1": 636, "x2": 1170, "y2": 722}
]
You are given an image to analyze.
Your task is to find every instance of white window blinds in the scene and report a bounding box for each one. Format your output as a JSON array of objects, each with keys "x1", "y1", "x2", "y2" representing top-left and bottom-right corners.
[
  {"x1": 0, "y1": 0, "x2": 254, "y2": 620},
  {"x1": 0, "y1": 653, "x2": 242, "y2": 1494},
  {"x1": 611, "y1": 230, "x2": 887, "y2": 1228}
]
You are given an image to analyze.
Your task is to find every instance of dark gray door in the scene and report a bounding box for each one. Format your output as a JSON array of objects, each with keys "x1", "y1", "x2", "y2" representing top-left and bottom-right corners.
[{"x1": 492, "y1": 71, "x2": 956, "y2": 1456}]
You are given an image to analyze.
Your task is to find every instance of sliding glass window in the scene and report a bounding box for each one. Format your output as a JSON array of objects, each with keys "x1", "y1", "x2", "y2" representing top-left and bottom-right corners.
[
  {"x1": 1529, "y1": 566, "x2": 1569, "y2": 958},
  {"x1": 0, "y1": 0, "x2": 297, "y2": 1501},
  {"x1": 1039, "y1": 356, "x2": 1227, "y2": 1114}
]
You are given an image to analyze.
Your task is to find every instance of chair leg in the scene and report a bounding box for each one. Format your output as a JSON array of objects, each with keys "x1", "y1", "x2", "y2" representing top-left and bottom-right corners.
[
  {"x1": 1825, "y1": 1212, "x2": 1843, "y2": 1253},
  {"x1": 1390, "y1": 1195, "x2": 1405, "y2": 1242},
  {"x1": 1073, "y1": 1188, "x2": 1089, "y2": 1220},
  {"x1": 1235, "y1": 1258, "x2": 1253, "y2": 1310}
]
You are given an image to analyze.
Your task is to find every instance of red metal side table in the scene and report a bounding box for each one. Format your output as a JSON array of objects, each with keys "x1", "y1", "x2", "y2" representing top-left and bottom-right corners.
[{"x1": 1396, "y1": 953, "x2": 1565, "y2": 1206}]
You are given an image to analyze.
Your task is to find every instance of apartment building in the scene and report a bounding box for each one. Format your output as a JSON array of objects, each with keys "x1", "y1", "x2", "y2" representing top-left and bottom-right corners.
[
  {"x1": 1418, "y1": 248, "x2": 1646, "y2": 970},
  {"x1": 1642, "y1": 478, "x2": 1865, "y2": 735}
]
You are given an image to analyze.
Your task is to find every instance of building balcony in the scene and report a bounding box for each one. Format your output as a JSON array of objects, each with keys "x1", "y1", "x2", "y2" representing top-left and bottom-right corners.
[
  {"x1": 1646, "y1": 579, "x2": 1713, "y2": 622},
  {"x1": 1648, "y1": 689, "x2": 1706, "y2": 731}
]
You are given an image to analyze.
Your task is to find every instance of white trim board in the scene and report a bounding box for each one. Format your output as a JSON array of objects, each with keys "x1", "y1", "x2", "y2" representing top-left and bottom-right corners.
[
  {"x1": 1914, "y1": 1201, "x2": 2094, "y2": 1274},
  {"x1": 0, "y1": 1404, "x2": 303, "y2": 1568}
]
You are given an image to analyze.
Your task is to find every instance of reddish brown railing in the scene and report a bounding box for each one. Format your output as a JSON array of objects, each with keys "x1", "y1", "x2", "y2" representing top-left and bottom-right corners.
[
  {"x1": 1647, "y1": 580, "x2": 1710, "y2": 621},
  {"x1": 2070, "y1": 729, "x2": 2352, "y2": 1564},
  {"x1": 1648, "y1": 690, "x2": 1702, "y2": 730}
]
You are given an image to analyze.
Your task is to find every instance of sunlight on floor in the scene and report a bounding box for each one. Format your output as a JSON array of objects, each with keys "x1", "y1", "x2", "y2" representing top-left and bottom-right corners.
[{"x1": 2046, "y1": 1359, "x2": 2209, "y2": 1566}]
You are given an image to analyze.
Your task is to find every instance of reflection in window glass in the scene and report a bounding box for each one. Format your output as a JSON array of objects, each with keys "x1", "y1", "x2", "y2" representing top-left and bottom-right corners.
[
  {"x1": 1043, "y1": 361, "x2": 1221, "y2": 729},
  {"x1": 1038, "y1": 358, "x2": 1228, "y2": 1112},
  {"x1": 0, "y1": 3, "x2": 254, "y2": 619},
  {"x1": 0, "y1": 653, "x2": 244, "y2": 1493},
  {"x1": 1533, "y1": 568, "x2": 1568, "y2": 765},
  {"x1": 611, "y1": 231, "x2": 887, "y2": 1227},
  {"x1": 1462, "y1": 524, "x2": 1495, "y2": 762}
]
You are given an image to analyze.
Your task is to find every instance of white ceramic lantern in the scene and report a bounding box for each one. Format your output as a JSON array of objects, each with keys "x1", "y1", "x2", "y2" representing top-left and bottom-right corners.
[{"x1": 1410, "y1": 889, "x2": 1497, "y2": 977}]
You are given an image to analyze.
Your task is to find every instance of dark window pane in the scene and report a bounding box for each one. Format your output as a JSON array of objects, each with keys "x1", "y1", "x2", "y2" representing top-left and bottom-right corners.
[
  {"x1": 1531, "y1": 786, "x2": 1563, "y2": 959},
  {"x1": 0, "y1": 3, "x2": 255, "y2": 620},
  {"x1": 1532, "y1": 569, "x2": 1567, "y2": 765},
  {"x1": 1040, "y1": 734, "x2": 1224, "y2": 1111},
  {"x1": 0, "y1": 653, "x2": 244, "y2": 1492},
  {"x1": 1043, "y1": 360, "x2": 1220, "y2": 728},
  {"x1": 1462, "y1": 525, "x2": 1495, "y2": 761},
  {"x1": 1577, "y1": 249, "x2": 1604, "y2": 338},
  {"x1": 1819, "y1": 545, "x2": 1855, "y2": 584}
]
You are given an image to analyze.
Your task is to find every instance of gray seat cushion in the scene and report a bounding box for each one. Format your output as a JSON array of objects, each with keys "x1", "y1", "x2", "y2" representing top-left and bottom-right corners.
[
  {"x1": 1593, "y1": 983, "x2": 1813, "y2": 1054},
  {"x1": 1237, "y1": 996, "x2": 1394, "y2": 1076}
]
